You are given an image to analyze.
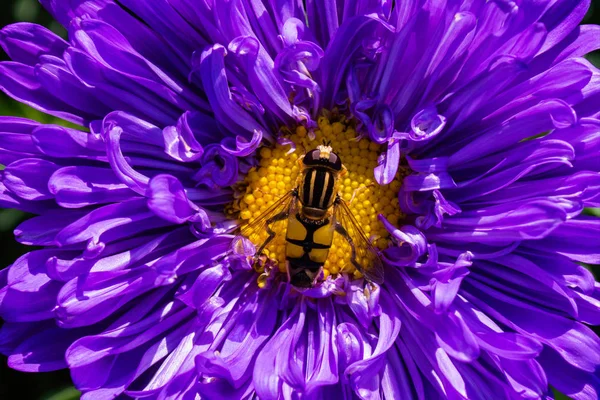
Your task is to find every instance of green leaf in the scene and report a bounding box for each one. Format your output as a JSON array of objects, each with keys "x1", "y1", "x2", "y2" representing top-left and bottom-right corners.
[
  {"x1": 584, "y1": 208, "x2": 600, "y2": 217},
  {"x1": 13, "y1": 0, "x2": 41, "y2": 22},
  {"x1": 552, "y1": 387, "x2": 572, "y2": 400},
  {"x1": 42, "y1": 387, "x2": 81, "y2": 400},
  {"x1": 0, "y1": 209, "x2": 26, "y2": 232}
]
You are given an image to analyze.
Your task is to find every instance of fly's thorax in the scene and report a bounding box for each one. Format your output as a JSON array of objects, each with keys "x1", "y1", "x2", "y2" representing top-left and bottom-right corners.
[{"x1": 298, "y1": 166, "x2": 339, "y2": 213}]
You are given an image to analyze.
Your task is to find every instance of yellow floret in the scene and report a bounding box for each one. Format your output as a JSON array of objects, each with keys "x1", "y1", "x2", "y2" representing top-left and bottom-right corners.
[
  {"x1": 240, "y1": 210, "x2": 252, "y2": 220},
  {"x1": 296, "y1": 125, "x2": 307, "y2": 137},
  {"x1": 236, "y1": 114, "x2": 404, "y2": 282},
  {"x1": 244, "y1": 194, "x2": 256, "y2": 205}
]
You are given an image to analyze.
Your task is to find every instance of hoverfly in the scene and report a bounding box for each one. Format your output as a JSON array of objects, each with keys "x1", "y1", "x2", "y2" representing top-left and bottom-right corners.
[{"x1": 234, "y1": 144, "x2": 384, "y2": 288}]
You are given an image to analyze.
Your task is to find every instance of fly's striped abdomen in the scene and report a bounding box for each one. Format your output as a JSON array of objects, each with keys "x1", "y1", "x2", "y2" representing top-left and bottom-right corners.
[
  {"x1": 299, "y1": 167, "x2": 336, "y2": 210},
  {"x1": 285, "y1": 213, "x2": 335, "y2": 287}
]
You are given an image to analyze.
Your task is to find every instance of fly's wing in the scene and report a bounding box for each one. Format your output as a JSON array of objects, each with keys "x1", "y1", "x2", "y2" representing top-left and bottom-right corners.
[
  {"x1": 232, "y1": 190, "x2": 296, "y2": 257},
  {"x1": 333, "y1": 198, "x2": 384, "y2": 284}
]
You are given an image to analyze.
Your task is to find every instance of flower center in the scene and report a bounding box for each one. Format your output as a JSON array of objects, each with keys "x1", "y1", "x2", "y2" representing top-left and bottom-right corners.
[{"x1": 237, "y1": 114, "x2": 403, "y2": 281}]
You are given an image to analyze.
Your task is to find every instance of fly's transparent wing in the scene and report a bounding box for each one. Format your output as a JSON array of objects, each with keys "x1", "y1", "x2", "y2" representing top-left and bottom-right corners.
[
  {"x1": 333, "y1": 198, "x2": 384, "y2": 284},
  {"x1": 232, "y1": 190, "x2": 296, "y2": 257}
]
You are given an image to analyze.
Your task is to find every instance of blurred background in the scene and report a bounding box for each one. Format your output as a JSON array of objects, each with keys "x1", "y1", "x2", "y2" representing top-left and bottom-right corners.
[{"x1": 0, "y1": 1, "x2": 599, "y2": 399}]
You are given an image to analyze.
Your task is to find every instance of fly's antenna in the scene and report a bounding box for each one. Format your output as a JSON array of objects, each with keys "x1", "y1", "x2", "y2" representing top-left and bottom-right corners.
[{"x1": 317, "y1": 143, "x2": 333, "y2": 159}]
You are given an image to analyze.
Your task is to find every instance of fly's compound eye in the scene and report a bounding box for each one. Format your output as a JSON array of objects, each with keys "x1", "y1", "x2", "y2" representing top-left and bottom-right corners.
[{"x1": 303, "y1": 148, "x2": 343, "y2": 172}]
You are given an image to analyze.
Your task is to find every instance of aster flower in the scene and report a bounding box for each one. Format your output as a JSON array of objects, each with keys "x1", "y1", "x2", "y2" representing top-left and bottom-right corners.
[{"x1": 1, "y1": 0, "x2": 600, "y2": 399}]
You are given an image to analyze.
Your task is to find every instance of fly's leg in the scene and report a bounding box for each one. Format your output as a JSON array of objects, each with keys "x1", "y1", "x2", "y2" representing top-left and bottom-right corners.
[
  {"x1": 255, "y1": 190, "x2": 298, "y2": 264},
  {"x1": 348, "y1": 183, "x2": 375, "y2": 205},
  {"x1": 252, "y1": 210, "x2": 290, "y2": 276},
  {"x1": 285, "y1": 260, "x2": 291, "y2": 282},
  {"x1": 252, "y1": 210, "x2": 289, "y2": 286},
  {"x1": 255, "y1": 211, "x2": 290, "y2": 257}
]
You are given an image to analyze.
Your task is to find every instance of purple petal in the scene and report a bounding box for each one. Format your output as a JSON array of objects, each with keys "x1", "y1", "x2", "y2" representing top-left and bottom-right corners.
[
  {"x1": 228, "y1": 36, "x2": 293, "y2": 123},
  {"x1": 14, "y1": 209, "x2": 87, "y2": 246},
  {"x1": 0, "y1": 62, "x2": 90, "y2": 125},
  {"x1": 176, "y1": 263, "x2": 231, "y2": 311},
  {"x1": 66, "y1": 300, "x2": 193, "y2": 368},
  {"x1": 193, "y1": 145, "x2": 240, "y2": 189},
  {"x1": 55, "y1": 198, "x2": 155, "y2": 246},
  {"x1": 527, "y1": 217, "x2": 600, "y2": 264},
  {"x1": 374, "y1": 138, "x2": 400, "y2": 185},
  {"x1": 431, "y1": 252, "x2": 472, "y2": 313},
  {"x1": 464, "y1": 279, "x2": 600, "y2": 373},
  {"x1": 448, "y1": 100, "x2": 577, "y2": 167},
  {"x1": 146, "y1": 174, "x2": 210, "y2": 228},
  {"x1": 196, "y1": 44, "x2": 266, "y2": 139},
  {"x1": 345, "y1": 291, "x2": 402, "y2": 398},
  {"x1": 163, "y1": 112, "x2": 207, "y2": 162},
  {"x1": 196, "y1": 285, "x2": 278, "y2": 387},
  {"x1": 433, "y1": 312, "x2": 480, "y2": 363},
  {"x1": 408, "y1": 107, "x2": 446, "y2": 141},
  {"x1": 39, "y1": 0, "x2": 110, "y2": 27},
  {"x1": 379, "y1": 220, "x2": 428, "y2": 266},
  {"x1": 49, "y1": 165, "x2": 136, "y2": 208},
  {"x1": 8, "y1": 324, "x2": 89, "y2": 372},
  {"x1": 0, "y1": 23, "x2": 68, "y2": 65},
  {"x1": 2, "y1": 158, "x2": 58, "y2": 201},
  {"x1": 32, "y1": 124, "x2": 105, "y2": 159},
  {"x1": 538, "y1": 346, "x2": 600, "y2": 400}
]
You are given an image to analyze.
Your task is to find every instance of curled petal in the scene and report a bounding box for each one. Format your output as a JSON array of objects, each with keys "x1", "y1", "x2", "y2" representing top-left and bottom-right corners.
[
  {"x1": 431, "y1": 252, "x2": 472, "y2": 313},
  {"x1": 221, "y1": 129, "x2": 263, "y2": 157},
  {"x1": 229, "y1": 36, "x2": 293, "y2": 123},
  {"x1": 345, "y1": 291, "x2": 402, "y2": 399},
  {"x1": 396, "y1": 106, "x2": 447, "y2": 142},
  {"x1": 103, "y1": 123, "x2": 150, "y2": 195},
  {"x1": 374, "y1": 138, "x2": 400, "y2": 185},
  {"x1": 379, "y1": 219, "x2": 428, "y2": 266},
  {"x1": 146, "y1": 174, "x2": 211, "y2": 229},
  {"x1": 336, "y1": 323, "x2": 364, "y2": 374},
  {"x1": 195, "y1": 44, "x2": 266, "y2": 139},
  {"x1": 346, "y1": 281, "x2": 382, "y2": 328},
  {"x1": 194, "y1": 145, "x2": 239, "y2": 188},
  {"x1": 196, "y1": 285, "x2": 278, "y2": 387},
  {"x1": 163, "y1": 113, "x2": 205, "y2": 162}
]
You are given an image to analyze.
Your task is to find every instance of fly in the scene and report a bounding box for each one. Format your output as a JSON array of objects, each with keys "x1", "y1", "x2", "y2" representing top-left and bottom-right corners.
[{"x1": 234, "y1": 145, "x2": 384, "y2": 288}]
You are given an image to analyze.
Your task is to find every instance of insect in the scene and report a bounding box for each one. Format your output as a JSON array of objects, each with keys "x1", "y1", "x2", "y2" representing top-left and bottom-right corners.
[{"x1": 234, "y1": 144, "x2": 384, "y2": 288}]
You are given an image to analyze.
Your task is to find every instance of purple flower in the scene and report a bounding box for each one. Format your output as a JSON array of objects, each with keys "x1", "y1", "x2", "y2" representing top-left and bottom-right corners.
[{"x1": 1, "y1": 1, "x2": 600, "y2": 399}]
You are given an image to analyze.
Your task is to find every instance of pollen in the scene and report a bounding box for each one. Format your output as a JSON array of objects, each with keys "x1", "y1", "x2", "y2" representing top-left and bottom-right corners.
[{"x1": 237, "y1": 115, "x2": 404, "y2": 281}]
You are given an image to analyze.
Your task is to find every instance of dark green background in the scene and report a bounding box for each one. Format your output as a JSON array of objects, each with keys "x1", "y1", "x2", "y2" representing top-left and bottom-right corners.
[{"x1": 0, "y1": 1, "x2": 599, "y2": 399}]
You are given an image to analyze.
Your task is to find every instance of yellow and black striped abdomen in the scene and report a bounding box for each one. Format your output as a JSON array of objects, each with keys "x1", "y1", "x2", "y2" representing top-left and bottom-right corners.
[{"x1": 299, "y1": 167, "x2": 337, "y2": 210}]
